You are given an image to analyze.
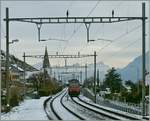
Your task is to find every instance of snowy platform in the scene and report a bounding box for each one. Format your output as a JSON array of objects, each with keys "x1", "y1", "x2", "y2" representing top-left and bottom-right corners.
[{"x1": 1, "y1": 97, "x2": 49, "y2": 120}]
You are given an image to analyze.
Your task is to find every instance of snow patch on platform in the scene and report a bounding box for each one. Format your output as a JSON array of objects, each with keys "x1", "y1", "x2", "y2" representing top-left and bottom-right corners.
[{"x1": 1, "y1": 97, "x2": 49, "y2": 120}]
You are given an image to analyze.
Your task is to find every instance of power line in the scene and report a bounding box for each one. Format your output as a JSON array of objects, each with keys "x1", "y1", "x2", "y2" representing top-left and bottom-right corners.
[
  {"x1": 94, "y1": 1, "x2": 123, "y2": 38},
  {"x1": 79, "y1": 1, "x2": 124, "y2": 53},
  {"x1": 59, "y1": 1, "x2": 75, "y2": 54},
  {"x1": 60, "y1": 1, "x2": 101, "y2": 70},
  {"x1": 100, "y1": 37, "x2": 141, "y2": 61},
  {"x1": 87, "y1": 1, "x2": 101, "y2": 17},
  {"x1": 96, "y1": 21, "x2": 149, "y2": 54},
  {"x1": 61, "y1": 0, "x2": 101, "y2": 54},
  {"x1": 68, "y1": 1, "x2": 74, "y2": 11},
  {"x1": 71, "y1": 0, "x2": 102, "y2": 53}
]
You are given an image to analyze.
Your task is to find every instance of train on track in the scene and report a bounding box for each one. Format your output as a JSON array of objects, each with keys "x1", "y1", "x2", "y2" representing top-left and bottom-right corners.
[{"x1": 68, "y1": 79, "x2": 80, "y2": 97}]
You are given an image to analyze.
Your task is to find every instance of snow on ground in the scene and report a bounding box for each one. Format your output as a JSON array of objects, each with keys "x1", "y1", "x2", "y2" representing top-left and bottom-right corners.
[
  {"x1": 78, "y1": 95, "x2": 143, "y2": 120},
  {"x1": 52, "y1": 91, "x2": 79, "y2": 120},
  {"x1": 73, "y1": 97, "x2": 127, "y2": 120},
  {"x1": 1, "y1": 97, "x2": 49, "y2": 120},
  {"x1": 79, "y1": 94, "x2": 93, "y2": 103},
  {"x1": 63, "y1": 94, "x2": 107, "y2": 120}
]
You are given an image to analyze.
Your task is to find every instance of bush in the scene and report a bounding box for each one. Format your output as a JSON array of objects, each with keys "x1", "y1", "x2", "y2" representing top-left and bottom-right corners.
[
  {"x1": 52, "y1": 87, "x2": 62, "y2": 94},
  {"x1": 105, "y1": 94, "x2": 113, "y2": 99},
  {"x1": 39, "y1": 89, "x2": 51, "y2": 96},
  {"x1": 10, "y1": 94, "x2": 19, "y2": 107}
]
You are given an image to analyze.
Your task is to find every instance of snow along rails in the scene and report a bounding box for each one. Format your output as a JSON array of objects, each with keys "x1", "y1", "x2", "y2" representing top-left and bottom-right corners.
[
  {"x1": 75, "y1": 96, "x2": 142, "y2": 120},
  {"x1": 44, "y1": 89, "x2": 144, "y2": 120},
  {"x1": 44, "y1": 89, "x2": 85, "y2": 120}
]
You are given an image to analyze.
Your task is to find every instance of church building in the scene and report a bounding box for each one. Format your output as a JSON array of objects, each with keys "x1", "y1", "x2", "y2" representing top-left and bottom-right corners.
[{"x1": 43, "y1": 46, "x2": 52, "y2": 76}]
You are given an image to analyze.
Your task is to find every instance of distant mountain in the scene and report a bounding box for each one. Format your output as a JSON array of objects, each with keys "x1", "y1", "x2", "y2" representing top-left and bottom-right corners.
[
  {"x1": 87, "y1": 61, "x2": 110, "y2": 81},
  {"x1": 118, "y1": 51, "x2": 150, "y2": 83},
  {"x1": 33, "y1": 61, "x2": 110, "y2": 83},
  {"x1": 1, "y1": 50, "x2": 38, "y2": 71},
  {"x1": 33, "y1": 51, "x2": 150, "y2": 84}
]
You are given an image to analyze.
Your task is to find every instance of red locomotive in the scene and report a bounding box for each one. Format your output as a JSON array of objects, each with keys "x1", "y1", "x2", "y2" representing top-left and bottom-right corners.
[{"x1": 68, "y1": 79, "x2": 80, "y2": 97}]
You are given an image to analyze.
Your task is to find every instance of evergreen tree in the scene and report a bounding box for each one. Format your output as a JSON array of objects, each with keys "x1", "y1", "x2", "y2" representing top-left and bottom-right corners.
[
  {"x1": 125, "y1": 80, "x2": 136, "y2": 89},
  {"x1": 103, "y1": 67, "x2": 123, "y2": 93}
]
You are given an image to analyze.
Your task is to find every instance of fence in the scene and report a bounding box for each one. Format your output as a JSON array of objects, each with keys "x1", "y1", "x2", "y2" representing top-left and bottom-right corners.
[{"x1": 81, "y1": 88, "x2": 150, "y2": 115}]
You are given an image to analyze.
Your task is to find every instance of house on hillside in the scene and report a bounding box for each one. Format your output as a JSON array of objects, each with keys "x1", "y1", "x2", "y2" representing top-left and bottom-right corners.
[
  {"x1": 124, "y1": 85, "x2": 132, "y2": 93},
  {"x1": 9, "y1": 64, "x2": 24, "y2": 82},
  {"x1": 1, "y1": 64, "x2": 24, "y2": 88},
  {"x1": 99, "y1": 88, "x2": 111, "y2": 98}
]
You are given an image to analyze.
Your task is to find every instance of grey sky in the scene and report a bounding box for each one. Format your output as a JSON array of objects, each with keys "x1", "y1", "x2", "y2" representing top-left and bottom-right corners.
[{"x1": 1, "y1": 1, "x2": 149, "y2": 68}]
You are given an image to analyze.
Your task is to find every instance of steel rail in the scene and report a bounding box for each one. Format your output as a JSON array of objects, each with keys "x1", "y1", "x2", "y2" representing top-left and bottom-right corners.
[
  {"x1": 77, "y1": 97, "x2": 141, "y2": 120},
  {"x1": 43, "y1": 96, "x2": 52, "y2": 120},
  {"x1": 60, "y1": 92, "x2": 85, "y2": 120},
  {"x1": 44, "y1": 91, "x2": 64, "y2": 120},
  {"x1": 71, "y1": 97, "x2": 119, "y2": 120},
  {"x1": 44, "y1": 90, "x2": 85, "y2": 120}
]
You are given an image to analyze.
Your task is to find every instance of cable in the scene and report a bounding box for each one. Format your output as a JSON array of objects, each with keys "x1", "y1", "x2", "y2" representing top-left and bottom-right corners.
[
  {"x1": 58, "y1": 1, "x2": 75, "y2": 54},
  {"x1": 61, "y1": 0, "x2": 101, "y2": 54},
  {"x1": 72, "y1": 0, "x2": 102, "y2": 53},
  {"x1": 96, "y1": 21, "x2": 149, "y2": 54},
  {"x1": 59, "y1": 0, "x2": 101, "y2": 67},
  {"x1": 87, "y1": 1, "x2": 101, "y2": 17},
  {"x1": 101, "y1": 37, "x2": 141, "y2": 61},
  {"x1": 79, "y1": 1, "x2": 123, "y2": 54},
  {"x1": 94, "y1": 1, "x2": 123, "y2": 38},
  {"x1": 57, "y1": 1, "x2": 76, "y2": 67},
  {"x1": 68, "y1": 1, "x2": 74, "y2": 11}
]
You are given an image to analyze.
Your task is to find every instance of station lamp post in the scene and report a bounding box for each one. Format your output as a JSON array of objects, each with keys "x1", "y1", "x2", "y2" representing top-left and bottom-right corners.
[{"x1": 6, "y1": 36, "x2": 19, "y2": 109}]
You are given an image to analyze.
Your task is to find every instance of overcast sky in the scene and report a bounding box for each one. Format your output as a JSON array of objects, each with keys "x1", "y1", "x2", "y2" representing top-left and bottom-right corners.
[{"x1": 1, "y1": 0, "x2": 150, "y2": 68}]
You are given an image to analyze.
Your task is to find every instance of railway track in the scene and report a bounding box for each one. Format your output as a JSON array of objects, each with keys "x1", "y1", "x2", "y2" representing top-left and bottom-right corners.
[
  {"x1": 74, "y1": 96, "x2": 141, "y2": 120},
  {"x1": 44, "y1": 90, "x2": 143, "y2": 120},
  {"x1": 44, "y1": 90, "x2": 85, "y2": 120},
  {"x1": 44, "y1": 91, "x2": 64, "y2": 120},
  {"x1": 43, "y1": 96, "x2": 52, "y2": 120},
  {"x1": 71, "y1": 97, "x2": 120, "y2": 120},
  {"x1": 50, "y1": 92, "x2": 63, "y2": 120},
  {"x1": 60, "y1": 92, "x2": 85, "y2": 120}
]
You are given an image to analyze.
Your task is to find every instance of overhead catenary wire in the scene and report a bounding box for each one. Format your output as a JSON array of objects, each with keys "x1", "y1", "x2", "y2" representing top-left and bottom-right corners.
[
  {"x1": 79, "y1": 1, "x2": 124, "y2": 53},
  {"x1": 58, "y1": 1, "x2": 75, "y2": 55},
  {"x1": 59, "y1": 1, "x2": 101, "y2": 68},
  {"x1": 73, "y1": 0, "x2": 103, "y2": 53},
  {"x1": 94, "y1": 1, "x2": 123, "y2": 38},
  {"x1": 80, "y1": 21, "x2": 147, "y2": 57},
  {"x1": 100, "y1": 37, "x2": 141, "y2": 62},
  {"x1": 77, "y1": 2, "x2": 148, "y2": 66},
  {"x1": 96, "y1": 19, "x2": 149, "y2": 67},
  {"x1": 55, "y1": 1, "x2": 75, "y2": 68},
  {"x1": 96, "y1": 21, "x2": 149, "y2": 54},
  {"x1": 61, "y1": 0, "x2": 101, "y2": 54}
]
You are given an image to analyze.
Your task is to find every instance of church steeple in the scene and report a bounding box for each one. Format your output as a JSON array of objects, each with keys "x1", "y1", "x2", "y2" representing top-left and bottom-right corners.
[{"x1": 43, "y1": 46, "x2": 50, "y2": 69}]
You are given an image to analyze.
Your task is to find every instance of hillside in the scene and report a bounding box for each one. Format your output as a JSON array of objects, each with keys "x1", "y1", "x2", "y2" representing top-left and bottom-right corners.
[
  {"x1": 118, "y1": 51, "x2": 150, "y2": 83},
  {"x1": 1, "y1": 50, "x2": 38, "y2": 71},
  {"x1": 32, "y1": 51, "x2": 150, "y2": 83}
]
